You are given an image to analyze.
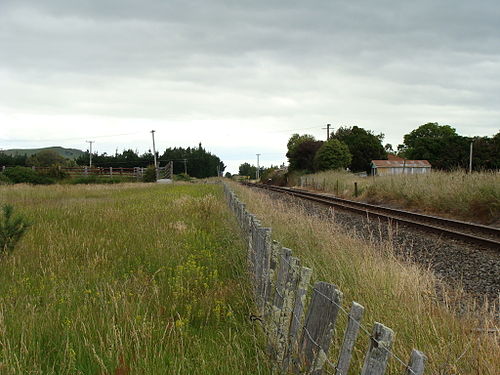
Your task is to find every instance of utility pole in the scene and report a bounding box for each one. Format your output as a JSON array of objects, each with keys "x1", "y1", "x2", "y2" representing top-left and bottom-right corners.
[
  {"x1": 150, "y1": 130, "x2": 157, "y2": 169},
  {"x1": 256, "y1": 153, "x2": 261, "y2": 180},
  {"x1": 183, "y1": 159, "x2": 187, "y2": 175},
  {"x1": 86, "y1": 140, "x2": 94, "y2": 168},
  {"x1": 322, "y1": 124, "x2": 331, "y2": 141},
  {"x1": 469, "y1": 141, "x2": 473, "y2": 173}
]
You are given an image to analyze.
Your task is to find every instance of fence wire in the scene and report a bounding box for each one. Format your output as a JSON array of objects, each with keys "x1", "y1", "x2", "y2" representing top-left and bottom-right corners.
[{"x1": 225, "y1": 185, "x2": 424, "y2": 375}]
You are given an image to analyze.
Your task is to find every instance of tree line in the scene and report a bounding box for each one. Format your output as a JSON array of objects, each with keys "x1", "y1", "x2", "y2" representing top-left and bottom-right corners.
[
  {"x1": 1, "y1": 143, "x2": 225, "y2": 179},
  {"x1": 238, "y1": 123, "x2": 498, "y2": 179},
  {"x1": 285, "y1": 123, "x2": 499, "y2": 174}
]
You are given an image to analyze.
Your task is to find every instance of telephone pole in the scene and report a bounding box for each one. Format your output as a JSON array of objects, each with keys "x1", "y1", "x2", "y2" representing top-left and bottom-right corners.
[
  {"x1": 150, "y1": 130, "x2": 157, "y2": 169},
  {"x1": 322, "y1": 124, "x2": 331, "y2": 141},
  {"x1": 256, "y1": 153, "x2": 261, "y2": 180},
  {"x1": 183, "y1": 159, "x2": 187, "y2": 175},
  {"x1": 469, "y1": 141, "x2": 473, "y2": 173},
  {"x1": 86, "y1": 140, "x2": 94, "y2": 168}
]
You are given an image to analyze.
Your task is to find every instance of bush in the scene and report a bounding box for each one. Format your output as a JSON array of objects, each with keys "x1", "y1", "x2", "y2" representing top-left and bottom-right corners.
[
  {"x1": 174, "y1": 173, "x2": 192, "y2": 182},
  {"x1": 0, "y1": 205, "x2": 31, "y2": 256},
  {"x1": 142, "y1": 165, "x2": 157, "y2": 182},
  {"x1": 3, "y1": 166, "x2": 55, "y2": 185},
  {"x1": 39, "y1": 166, "x2": 69, "y2": 180},
  {"x1": 0, "y1": 173, "x2": 12, "y2": 185}
]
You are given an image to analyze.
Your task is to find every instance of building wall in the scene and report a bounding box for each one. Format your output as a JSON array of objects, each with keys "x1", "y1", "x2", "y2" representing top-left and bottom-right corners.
[{"x1": 376, "y1": 167, "x2": 431, "y2": 176}]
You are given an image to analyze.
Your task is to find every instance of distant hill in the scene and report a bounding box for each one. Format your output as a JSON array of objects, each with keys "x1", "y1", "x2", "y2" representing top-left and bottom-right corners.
[{"x1": 2, "y1": 146, "x2": 85, "y2": 160}]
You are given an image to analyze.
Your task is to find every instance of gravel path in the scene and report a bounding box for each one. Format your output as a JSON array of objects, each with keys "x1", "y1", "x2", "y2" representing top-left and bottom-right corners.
[{"x1": 256, "y1": 187, "x2": 500, "y2": 308}]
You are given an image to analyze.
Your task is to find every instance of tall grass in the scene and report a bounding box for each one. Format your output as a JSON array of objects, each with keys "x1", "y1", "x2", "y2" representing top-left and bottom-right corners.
[
  {"x1": 0, "y1": 183, "x2": 270, "y2": 374},
  {"x1": 298, "y1": 170, "x2": 500, "y2": 224},
  {"x1": 230, "y1": 181, "x2": 499, "y2": 375}
]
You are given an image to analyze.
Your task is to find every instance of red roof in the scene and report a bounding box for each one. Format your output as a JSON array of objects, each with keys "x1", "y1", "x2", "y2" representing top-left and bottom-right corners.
[{"x1": 371, "y1": 160, "x2": 431, "y2": 168}]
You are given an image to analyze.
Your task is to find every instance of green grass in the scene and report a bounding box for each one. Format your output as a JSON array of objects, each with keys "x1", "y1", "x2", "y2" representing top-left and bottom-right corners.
[
  {"x1": 0, "y1": 183, "x2": 270, "y2": 374},
  {"x1": 297, "y1": 170, "x2": 500, "y2": 224},
  {"x1": 230, "y1": 181, "x2": 499, "y2": 375}
]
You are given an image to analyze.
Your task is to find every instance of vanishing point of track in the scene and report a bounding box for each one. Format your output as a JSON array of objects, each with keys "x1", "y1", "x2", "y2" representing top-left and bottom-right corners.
[{"x1": 244, "y1": 183, "x2": 500, "y2": 250}]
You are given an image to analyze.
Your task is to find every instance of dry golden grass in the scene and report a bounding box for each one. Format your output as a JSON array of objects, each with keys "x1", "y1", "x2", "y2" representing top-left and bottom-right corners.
[
  {"x1": 229, "y1": 181, "x2": 499, "y2": 375},
  {"x1": 297, "y1": 170, "x2": 500, "y2": 224}
]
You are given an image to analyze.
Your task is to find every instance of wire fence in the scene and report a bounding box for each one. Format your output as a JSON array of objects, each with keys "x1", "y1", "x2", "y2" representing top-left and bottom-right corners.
[
  {"x1": 1, "y1": 163, "x2": 173, "y2": 179},
  {"x1": 224, "y1": 183, "x2": 427, "y2": 375}
]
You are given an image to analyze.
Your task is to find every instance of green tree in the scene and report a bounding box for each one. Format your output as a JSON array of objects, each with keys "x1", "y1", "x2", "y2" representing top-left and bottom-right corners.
[
  {"x1": 27, "y1": 150, "x2": 65, "y2": 167},
  {"x1": 286, "y1": 134, "x2": 318, "y2": 171},
  {"x1": 332, "y1": 126, "x2": 386, "y2": 173},
  {"x1": 238, "y1": 163, "x2": 257, "y2": 177},
  {"x1": 401, "y1": 123, "x2": 469, "y2": 170},
  {"x1": 313, "y1": 139, "x2": 352, "y2": 171}
]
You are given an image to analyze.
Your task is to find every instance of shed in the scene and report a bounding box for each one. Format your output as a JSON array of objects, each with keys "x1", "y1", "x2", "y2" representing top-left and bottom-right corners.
[{"x1": 371, "y1": 159, "x2": 431, "y2": 176}]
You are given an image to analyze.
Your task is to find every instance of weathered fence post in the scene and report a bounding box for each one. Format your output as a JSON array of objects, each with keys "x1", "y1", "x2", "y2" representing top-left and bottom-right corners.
[
  {"x1": 284, "y1": 266, "x2": 312, "y2": 373},
  {"x1": 298, "y1": 282, "x2": 343, "y2": 375},
  {"x1": 268, "y1": 247, "x2": 292, "y2": 358},
  {"x1": 110, "y1": 167, "x2": 113, "y2": 177},
  {"x1": 354, "y1": 182, "x2": 358, "y2": 197},
  {"x1": 336, "y1": 301, "x2": 365, "y2": 375},
  {"x1": 360, "y1": 322, "x2": 394, "y2": 375},
  {"x1": 275, "y1": 256, "x2": 301, "y2": 367},
  {"x1": 406, "y1": 349, "x2": 426, "y2": 375}
]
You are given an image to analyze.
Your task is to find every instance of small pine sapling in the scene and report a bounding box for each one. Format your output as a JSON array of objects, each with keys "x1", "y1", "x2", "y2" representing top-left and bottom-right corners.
[{"x1": 0, "y1": 205, "x2": 31, "y2": 256}]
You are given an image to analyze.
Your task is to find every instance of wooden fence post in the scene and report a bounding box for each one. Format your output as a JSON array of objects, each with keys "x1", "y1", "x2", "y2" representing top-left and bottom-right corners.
[
  {"x1": 298, "y1": 282, "x2": 343, "y2": 375},
  {"x1": 360, "y1": 322, "x2": 394, "y2": 375},
  {"x1": 268, "y1": 247, "x2": 292, "y2": 358},
  {"x1": 284, "y1": 265, "x2": 312, "y2": 372},
  {"x1": 405, "y1": 349, "x2": 426, "y2": 375},
  {"x1": 336, "y1": 302, "x2": 365, "y2": 375},
  {"x1": 275, "y1": 256, "x2": 301, "y2": 367}
]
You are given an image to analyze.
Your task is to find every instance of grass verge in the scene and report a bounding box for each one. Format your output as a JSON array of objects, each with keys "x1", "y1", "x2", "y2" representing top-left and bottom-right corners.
[
  {"x1": 0, "y1": 183, "x2": 270, "y2": 374},
  {"x1": 230, "y1": 181, "x2": 499, "y2": 375}
]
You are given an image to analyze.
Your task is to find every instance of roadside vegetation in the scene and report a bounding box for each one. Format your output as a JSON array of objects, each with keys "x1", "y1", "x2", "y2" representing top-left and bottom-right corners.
[
  {"x1": 0, "y1": 183, "x2": 270, "y2": 374},
  {"x1": 229, "y1": 181, "x2": 499, "y2": 374},
  {"x1": 296, "y1": 169, "x2": 500, "y2": 225}
]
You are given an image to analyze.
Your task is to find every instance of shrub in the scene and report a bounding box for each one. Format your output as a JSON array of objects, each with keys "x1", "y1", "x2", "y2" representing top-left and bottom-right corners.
[
  {"x1": 39, "y1": 166, "x2": 69, "y2": 180},
  {"x1": 0, "y1": 205, "x2": 31, "y2": 256},
  {"x1": 142, "y1": 165, "x2": 157, "y2": 182},
  {"x1": 174, "y1": 173, "x2": 192, "y2": 182},
  {"x1": 3, "y1": 166, "x2": 55, "y2": 185},
  {"x1": 0, "y1": 173, "x2": 12, "y2": 185}
]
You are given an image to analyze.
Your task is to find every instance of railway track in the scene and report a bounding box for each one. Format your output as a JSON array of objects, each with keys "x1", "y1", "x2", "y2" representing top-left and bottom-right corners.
[{"x1": 244, "y1": 183, "x2": 500, "y2": 250}]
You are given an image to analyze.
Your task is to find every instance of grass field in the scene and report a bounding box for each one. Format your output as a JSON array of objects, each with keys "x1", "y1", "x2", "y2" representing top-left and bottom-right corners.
[
  {"x1": 297, "y1": 170, "x2": 500, "y2": 224},
  {"x1": 0, "y1": 183, "x2": 270, "y2": 374},
  {"x1": 230, "y1": 181, "x2": 499, "y2": 375}
]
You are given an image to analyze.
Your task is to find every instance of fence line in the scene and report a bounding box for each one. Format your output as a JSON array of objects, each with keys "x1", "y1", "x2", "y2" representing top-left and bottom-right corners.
[
  {"x1": 1, "y1": 163, "x2": 173, "y2": 179},
  {"x1": 224, "y1": 183, "x2": 426, "y2": 375}
]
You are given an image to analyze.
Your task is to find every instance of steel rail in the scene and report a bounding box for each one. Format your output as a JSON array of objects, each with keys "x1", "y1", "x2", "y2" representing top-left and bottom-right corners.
[{"x1": 244, "y1": 183, "x2": 500, "y2": 250}]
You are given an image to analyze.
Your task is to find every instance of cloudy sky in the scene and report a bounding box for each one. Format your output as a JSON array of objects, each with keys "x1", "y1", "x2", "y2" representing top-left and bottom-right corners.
[{"x1": 1, "y1": 1, "x2": 499, "y2": 173}]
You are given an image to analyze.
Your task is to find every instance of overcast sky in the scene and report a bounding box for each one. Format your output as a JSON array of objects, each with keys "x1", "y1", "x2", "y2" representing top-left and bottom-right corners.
[{"x1": 1, "y1": 1, "x2": 499, "y2": 173}]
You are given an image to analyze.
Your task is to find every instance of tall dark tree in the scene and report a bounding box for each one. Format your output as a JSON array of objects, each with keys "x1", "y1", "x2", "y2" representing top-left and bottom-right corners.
[
  {"x1": 286, "y1": 134, "x2": 321, "y2": 171},
  {"x1": 401, "y1": 123, "x2": 469, "y2": 170},
  {"x1": 0, "y1": 153, "x2": 28, "y2": 167},
  {"x1": 471, "y1": 132, "x2": 500, "y2": 170},
  {"x1": 332, "y1": 126, "x2": 386, "y2": 173}
]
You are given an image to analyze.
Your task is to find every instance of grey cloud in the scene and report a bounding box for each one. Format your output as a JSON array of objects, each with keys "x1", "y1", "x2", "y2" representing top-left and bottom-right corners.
[{"x1": 0, "y1": 0, "x2": 499, "y2": 156}]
